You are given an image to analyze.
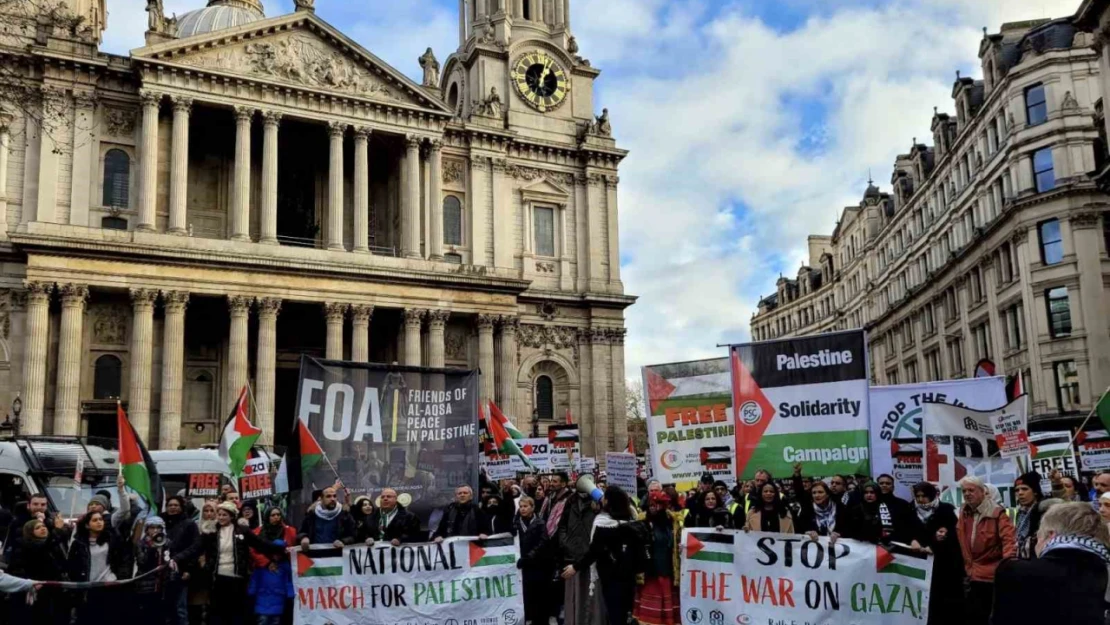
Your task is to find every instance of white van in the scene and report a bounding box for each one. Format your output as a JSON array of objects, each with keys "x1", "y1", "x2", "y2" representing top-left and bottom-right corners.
[{"x1": 0, "y1": 437, "x2": 124, "y2": 519}]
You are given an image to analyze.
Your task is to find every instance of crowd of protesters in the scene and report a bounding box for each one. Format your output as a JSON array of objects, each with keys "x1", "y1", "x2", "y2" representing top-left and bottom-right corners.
[{"x1": 2, "y1": 465, "x2": 1110, "y2": 625}]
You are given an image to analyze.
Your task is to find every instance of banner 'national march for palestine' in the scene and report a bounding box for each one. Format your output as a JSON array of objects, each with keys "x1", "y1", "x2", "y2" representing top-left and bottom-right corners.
[{"x1": 729, "y1": 330, "x2": 870, "y2": 479}]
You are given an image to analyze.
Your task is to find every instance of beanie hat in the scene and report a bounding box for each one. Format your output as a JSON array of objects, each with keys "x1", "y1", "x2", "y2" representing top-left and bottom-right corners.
[
  {"x1": 1014, "y1": 472, "x2": 1044, "y2": 499},
  {"x1": 88, "y1": 494, "x2": 110, "y2": 511},
  {"x1": 217, "y1": 501, "x2": 239, "y2": 517}
]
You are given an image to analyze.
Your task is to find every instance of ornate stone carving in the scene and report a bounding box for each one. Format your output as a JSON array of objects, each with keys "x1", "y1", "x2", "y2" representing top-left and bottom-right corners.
[
  {"x1": 58, "y1": 284, "x2": 89, "y2": 305},
  {"x1": 105, "y1": 108, "x2": 136, "y2": 137},
  {"x1": 227, "y1": 294, "x2": 252, "y2": 314},
  {"x1": 606, "y1": 328, "x2": 627, "y2": 345},
  {"x1": 350, "y1": 304, "x2": 373, "y2": 323},
  {"x1": 294, "y1": 0, "x2": 315, "y2": 11},
  {"x1": 477, "y1": 314, "x2": 497, "y2": 331},
  {"x1": 498, "y1": 316, "x2": 519, "y2": 334},
  {"x1": 92, "y1": 304, "x2": 128, "y2": 345},
  {"x1": 9, "y1": 289, "x2": 26, "y2": 312},
  {"x1": 163, "y1": 291, "x2": 190, "y2": 312},
  {"x1": 73, "y1": 91, "x2": 98, "y2": 109},
  {"x1": 171, "y1": 96, "x2": 193, "y2": 113},
  {"x1": 327, "y1": 120, "x2": 347, "y2": 137},
  {"x1": 234, "y1": 106, "x2": 254, "y2": 123},
  {"x1": 473, "y1": 87, "x2": 503, "y2": 118},
  {"x1": 536, "y1": 261, "x2": 556, "y2": 273},
  {"x1": 427, "y1": 309, "x2": 450, "y2": 329},
  {"x1": 1070, "y1": 212, "x2": 1102, "y2": 229},
  {"x1": 405, "y1": 134, "x2": 422, "y2": 150},
  {"x1": 262, "y1": 110, "x2": 283, "y2": 126},
  {"x1": 445, "y1": 327, "x2": 467, "y2": 361},
  {"x1": 323, "y1": 302, "x2": 347, "y2": 321},
  {"x1": 176, "y1": 33, "x2": 400, "y2": 101},
  {"x1": 139, "y1": 90, "x2": 162, "y2": 108},
  {"x1": 604, "y1": 175, "x2": 620, "y2": 188},
  {"x1": 588, "y1": 327, "x2": 609, "y2": 344},
  {"x1": 443, "y1": 160, "x2": 465, "y2": 184},
  {"x1": 1011, "y1": 227, "x2": 1029, "y2": 246},
  {"x1": 129, "y1": 288, "x2": 158, "y2": 309},
  {"x1": 504, "y1": 163, "x2": 574, "y2": 186},
  {"x1": 537, "y1": 301, "x2": 558, "y2": 321},
  {"x1": 403, "y1": 308, "x2": 426, "y2": 326},
  {"x1": 518, "y1": 324, "x2": 580, "y2": 360},
  {"x1": 1061, "y1": 90, "x2": 1079, "y2": 111},
  {"x1": 418, "y1": 47, "x2": 440, "y2": 87},
  {"x1": 597, "y1": 108, "x2": 612, "y2": 136},
  {"x1": 0, "y1": 290, "x2": 9, "y2": 339}
]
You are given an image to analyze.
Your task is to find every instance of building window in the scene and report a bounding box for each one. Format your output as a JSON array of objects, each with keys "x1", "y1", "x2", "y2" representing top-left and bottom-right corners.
[
  {"x1": 945, "y1": 287, "x2": 958, "y2": 323},
  {"x1": 1054, "y1": 360, "x2": 1081, "y2": 414},
  {"x1": 444, "y1": 253, "x2": 463, "y2": 265},
  {"x1": 101, "y1": 216, "x2": 128, "y2": 230},
  {"x1": 1025, "y1": 84, "x2": 1047, "y2": 126},
  {"x1": 102, "y1": 149, "x2": 130, "y2": 209},
  {"x1": 972, "y1": 323, "x2": 992, "y2": 361},
  {"x1": 998, "y1": 243, "x2": 1015, "y2": 284},
  {"x1": 1033, "y1": 148, "x2": 1055, "y2": 193},
  {"x1": 443, "y1": 195, "x2": 463, "y2": 246},
  {"x1": 535, "y1": 375, "x2": 554, "y2": 421},
  {"x1": 970, "y1": 268, "x2": 984, "y2": 303},
  {"x1": 1039, "y1": 219, "x2": 1064, "y2": 265},
  {"x1": 906, "y1": 361, "x2": 918, "y2": 382},
  {"x1": 926, "y1": 351, "x2": 942, "y2": 381},
  {"x1": 533, "y1": 206, "x2": 555, "y2": 257},
  {"x1": 949, "y1": 339, "x2": 965, "y2": 377},
  {"x1": 1046, "y1": 287, "x2": 1072, "y2": 338},
  {"x1": 1003, "y1": 304, "x2": 1024, "y2": 351},
  {"x1": 922, "y1": 304, "x2": 935, "y2": 336},
  {"x1": 93, "y1": 355, "x2": 123, "y2": 400},
  {"x1": 887, "y1": 369, "x2": 900, "y2": 385}
]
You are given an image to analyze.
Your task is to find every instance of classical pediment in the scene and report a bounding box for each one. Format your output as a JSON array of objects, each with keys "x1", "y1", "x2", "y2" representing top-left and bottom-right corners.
[
  {"x1": 132, "y1": 13, "x2": 450, "y2": 113},
  {"x1": 520, "y1": 178, "x2": 570, "y2": 204}
]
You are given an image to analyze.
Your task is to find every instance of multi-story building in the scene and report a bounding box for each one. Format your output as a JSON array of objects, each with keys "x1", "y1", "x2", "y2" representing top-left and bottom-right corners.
[
  {"x1": 751, "y1": 16, "x2": 1110, "y2": 424},
  {"x1": 0, "y1": 0, "x2": 634, "y2": 454}
]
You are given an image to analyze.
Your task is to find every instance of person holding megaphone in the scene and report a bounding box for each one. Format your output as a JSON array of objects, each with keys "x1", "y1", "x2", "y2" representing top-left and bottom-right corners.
[{"x1": 560, "y1": 486, "x2": 640, "y2": 625}]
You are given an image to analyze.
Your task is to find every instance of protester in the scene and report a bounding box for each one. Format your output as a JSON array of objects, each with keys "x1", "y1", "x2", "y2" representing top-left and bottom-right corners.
[
  {"x1": 1011, "y1": 472, "x2": 1048, "y2": 559},
  {"x1": 829, "y1": 474, "x2": 860, "y2": 508},
  {"x1": 1050, "y1": 471, "x2": 1089, "y2": 502},
  {"x1": 134, "y1": 516, "x2": 170, "y2": 622},
  {"x1": 513, "y1": 495, "x2": 551, "y2": 625},
  {"x1": 298, "y1": 486, "x2": 355, "y2": 549},
  {"x1": 253, "y1": 507, "x2": 297, "y2": 570},
  {"x1": 370, "y1": 488, "x2": 421, "y2": 545},
  {"x1": 484, "y1": 493, "x2": 513, "y2": 534},
  {"x1": 956, "y1": 475, "x2": 1016, "y2": 625},
  {"x1": 794, "y1": 476, "x2": 851, "y2": 541},
  {"x1": 991, "y1": 502, "x2": 1110, "y2": 623},
  {"x1": 248, "y1": 538, "x2": 295, "y2": 625},
  {"x1": 557, "y1": 474, "x2": 598, "y2": 625},
  {"x1": 351, "y1": 496, "x2": 378, "y2": 544},
  {"x1": 240, "y1": 502, "x2": 259, "y2": 530},
  {"x1": 684, "y1": 490, "x2": 732, "y2": 529},
  {"x1": 188, "y1": 500, "x2": 218, "y2": 625},
  {"x1": 562, "y1": 487, "x2": 639, "y2": 625},
  {"x1": 632, "y1": 491, "x2": 682, "y2": 625},
  {"x1": 68, "y1": 510, "x2": 132, "y2": 625},
  {"x1": 743, "y1": 482, "x2": 794, "y2": 534},
  {"x1": 2, "y1": 493, "x2": 63, "y2": 561},
  {"x1": 907, "y1": 482, "x2": 962, "y2": 624},
  {"x1": 1100, "y1": 492, "x2": 1110, "y2": 523},
  {"x1": 434, "y1": 485, "x2": 489, "y2": 541},
  {"x1": 8, "y1": 518, "x2": 66, "y2": 625},
  {"x1": 204, "y1": 502, "x2": 284, "y2": 625},
  {"x1": 851, "y1": 481, "x2": 916, "y2": 544}
]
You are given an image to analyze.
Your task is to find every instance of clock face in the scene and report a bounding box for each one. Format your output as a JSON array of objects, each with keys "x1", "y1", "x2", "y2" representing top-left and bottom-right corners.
[{"x1": 512, "y1": 52, "x2": 569, "y2": 112}]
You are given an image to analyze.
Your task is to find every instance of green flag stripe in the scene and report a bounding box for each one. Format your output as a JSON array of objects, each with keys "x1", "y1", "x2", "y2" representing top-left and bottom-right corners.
[
  {"x1": 649, "y1": 395, "x2": 733, "y2": 415},
  {"x1": 121, "y1": 464, "x2": 154, "y2": 507},
  {"x1": 301, "y1": 566, "x2": 343, "y2": 578},
  {"x1": 228, "y1": 434, "x2": 260, "y2": 476},
  {"x1": 1098, "y1": 393, "x2": 1110, "y2": 430},
  {"x1": 689, "y1": 552, "x2": 734, "y2": 563},
  {"x1": 474, "y1": 554, "x2": 517, "y2": 567},
  {"x1": 301, "y1": 453, "x2": 323, "y2": 472},
  {"x1": 881, "y1": 563, "x2": 927, "y2": 581}
]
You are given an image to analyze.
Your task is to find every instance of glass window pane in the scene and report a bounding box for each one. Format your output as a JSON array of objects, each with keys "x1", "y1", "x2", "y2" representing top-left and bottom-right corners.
[
  {"x1": 442, "y1": 196, "x2": 463, "y2": 246},
  {"x1": 536, "y1": 376, "x2": 554, "y2": 421},
  {"x1": 1033, "y1": 148, "x2": 1054, "y2": 192},
  {"x1": 1046, "y1": 287, "x2": 1072, "y2": 338},
  {"x1": 1040, "y1": 219, "x2": 1063, "y2": 265},
  {"x1": 1055, "y1": 360, "x2": 1080, "y2": 413},
  {"x1": 534, "y1": 206, "x2": 555, "y2": 257},
  {"x1": 1026, "y1": 85, "x2": 1047, "y2": 125},
  {"x1": 103, "y1": 150, "x2": 130, "y2": 208}
]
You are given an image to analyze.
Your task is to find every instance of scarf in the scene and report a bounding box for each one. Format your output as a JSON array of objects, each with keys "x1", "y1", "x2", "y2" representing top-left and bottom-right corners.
[
  {"x1": 813, "y1": 501, "x2": 836, "y2": 534},
  {"x1": 545, "y1": 491, "x2": 570, "y2": 538},
  {"x1": 1015, "y1": 505, "x2": 1034, "y2": 546},
  {"x1": 1040, "y1": 534, "x2": 1110, "y2": 564},
  {"x1": 315, "y1": 503, "x2": 343, "y2": 521},
  {"x1": 260, "y1": 508, "x2": 287, "y2": 542},
  {"x1": 915, "y1": 498, "x2": 940, "y2": 523}
]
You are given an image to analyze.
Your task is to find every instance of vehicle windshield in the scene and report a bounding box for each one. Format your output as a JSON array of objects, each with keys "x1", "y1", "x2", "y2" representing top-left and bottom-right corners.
[{"x1": 39, "y1": 475, "x2": 121, "y2": 520}]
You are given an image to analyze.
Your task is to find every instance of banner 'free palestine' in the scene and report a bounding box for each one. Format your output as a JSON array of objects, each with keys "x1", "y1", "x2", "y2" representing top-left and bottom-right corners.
[{"x1": 729, "y1": 330, "x2": 870, "y2": 479}]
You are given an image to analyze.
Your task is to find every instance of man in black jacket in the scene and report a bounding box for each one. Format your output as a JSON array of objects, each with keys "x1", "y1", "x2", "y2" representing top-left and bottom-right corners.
[
  {"x1": 557, "y1": 487, "x2": 597, "y2": 625},
  {"x1": 370, "y1": 489, "x2": 421, "y2": 545},
  {"x1": 1, "y1": 494, "x2": 64, "y2": 563},
  {"x1": 434, "y1": 485, "x2": 489, "y2": 542},
  {"x1": 163, "y1": 495, "x2": 201, "y2": 625},
  {"x1": 991, "y1": 502, "x2": 1110, "y2": 624},
  {"x1": 298, "y1": 487, "x2": 356, "y2": 548}
]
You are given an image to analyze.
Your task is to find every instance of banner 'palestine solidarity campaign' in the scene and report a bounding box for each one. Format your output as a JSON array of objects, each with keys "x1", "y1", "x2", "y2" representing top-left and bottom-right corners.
[
  {"x1": 642, "y1": 357, "x2": 736, "y2": 488},
  {"x1": 730, "y1": 330, "x2": 870, "y2": 479}
]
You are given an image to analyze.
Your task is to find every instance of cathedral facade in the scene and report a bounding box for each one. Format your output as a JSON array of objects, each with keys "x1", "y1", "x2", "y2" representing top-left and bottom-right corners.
[{"x1": 0, "y1": 0, "x2": 633, "y2": 454}]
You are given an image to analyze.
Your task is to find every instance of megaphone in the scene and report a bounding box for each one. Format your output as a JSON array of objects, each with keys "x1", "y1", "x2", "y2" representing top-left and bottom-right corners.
[{"x1": 576, "y1": 475, "x2": 604, "y2": 503}]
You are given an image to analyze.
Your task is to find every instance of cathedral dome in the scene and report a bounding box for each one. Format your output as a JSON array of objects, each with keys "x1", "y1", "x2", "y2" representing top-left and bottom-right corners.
[{"x1": 176, "y1": 0, "x2": 265, "y2": 38}]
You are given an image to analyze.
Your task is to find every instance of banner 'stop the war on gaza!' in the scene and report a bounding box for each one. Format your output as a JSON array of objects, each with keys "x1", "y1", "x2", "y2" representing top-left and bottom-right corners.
[{"x1": 730, "y1": 330, "x2": 871, "y2": 479}]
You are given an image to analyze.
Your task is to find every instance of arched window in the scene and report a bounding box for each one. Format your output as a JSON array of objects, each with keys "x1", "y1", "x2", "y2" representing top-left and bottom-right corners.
[
  {"x1": 448, "y1": 83, "x2": 460, "y2": 112},
  {"x1": 443, "y1": 195, "x2": 463, "y2": 246},
  {"x1": 535, "y1": 375, "x2": 554, "y2": 421},
  {"x1": 102, "y1": 149, "x2": 130, "y2": 209},
  {"x1": 93, "y1": 355, "x2": 122, "y2": 400}
]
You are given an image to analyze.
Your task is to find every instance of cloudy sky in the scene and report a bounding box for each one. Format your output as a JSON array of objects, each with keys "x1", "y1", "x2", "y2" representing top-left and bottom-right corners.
[{"x1": 102, "y1": 0, "x2": 1082, "y2": 380}]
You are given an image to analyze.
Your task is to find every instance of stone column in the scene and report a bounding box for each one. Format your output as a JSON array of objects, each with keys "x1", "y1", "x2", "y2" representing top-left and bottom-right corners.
[
  {"x1": 428, "y1": 140, "x2": 445, "y2": 261},
  {"x1": 260, "y1": 111, "x2": 282, "y2": 245},
  {"x1": 459, "y1": 0, "x2": 467, "y2": 44},
  {"x1": 353, "y1": 128, "x2": 371, "y2": 253},
  {"x1": 589, "y1": 328, "x2": 610, "y2": 454},
  {"x1": 402, "y1": 136, "x2": 423, "y2": 258},
  {"x1": 168, "y1": 96, "x2": 192, "y2": 235},
  {"x1": 159, "y1": 291, "x2": 189, "y2": 450},
  {"x1": 403, "y1": 309, "x2": 425, "y2": 366},
  {"x1": 231, "y1": 107, "x2": 253, "y2": 241},
  {"x1": 54, "y1": 284, "x2": 88, "y2": 436},
  {"x1": 427, "y1": 310, "x2": 450, "y2": 368},
  {"x1": 327, "y1": 121, "x2": 346, "y2": 251},
  {"x1": 351, "y1": 305, "x2": 373, "y2": 363},
  {"x1": 0, "y1": 114, "x2": 11, "y2": 235},
  {"x1": 563, "y1": 0, "x2": 571, "y2": 29},
  {"x1": 255, "y1": 297, "x2": 281, "y2": 446},
  {"x1": 554, "y1": 0, "x2": 564, "y2": 26},
  {"x1": 128, "y1": 288, "x2": 157, "y2": 441},
  {"x1": 609, "y1": 328, "x2": 627, "y2": 454},
  {"x1": 535, "y1": 0, "x2": 545, "y2": 23},
  {"x1": 1071, "y1": 213, "x2": 1110, "y2": 396},
  {"x1": 514, "y1": 0, "x2": 523, "y2": 19},
  {"x1": 227, "y1": 295, "x2": 251, "y2": 414},
  {"x1": 324, "y1": 302, "x2": 346, "y2": 360},
  {"x1": 69, "y1": 92, "x2": 96, "y2": 226},
  {"x1": 498, "y1": 316, "x2": 519, "y2": 423},
  {"x1": 576, "y1": 328, "x2": 593, "y2": 452},
  {"x1": 477, "y1": 314, "x2": 496, "y2": 406},
  {"x1": 22, "y1": 282, "x2": 51, "y2": 435},
  {"x1": 137, "y1": 90, "x2": 161, "y2": 231}
]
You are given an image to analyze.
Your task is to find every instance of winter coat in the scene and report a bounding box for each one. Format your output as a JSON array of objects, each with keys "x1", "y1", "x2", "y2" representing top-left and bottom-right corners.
[
  {"x1": 297, "y1": 507, "x2": 356, "y2": 545},
  {"x1": 914, "y1": 502, "x2": 963, "y2": 623},
  {"x1": 573, "y1": 518, "x2": 642, "y2": 583},
  {"x1": 2, "y1": 503, "x2": 66, "y2": 561},
  {"x1": 990, "y1": 546, "x2": 1108, "y2": 624},
  {"x1": 369, "y1": 505, "x2": 422, "y2": 544},
  {"x1": 67, "y1": 529, "x2": 133, "y2": 582},
  {"x1": 850, "y1": 499, "x2": 920, "y2": 545},
  {"x1": 248, "y1": 539, "x2": 295, "y2": 616},
  {"x1": 957, "y1": 501, "x2": 1016, "y2": 582},
  {"x1": 794, "y1": 501, "x2": 854, "y2": 538},
  {"x1": 8, "y1": 534, "x2": 67, "y2": 581},
  {"x1": 433, "y1": 502, "x2": 487, "y2": 539},
  {"x1": 134, "y1": 540, "x2": 167, "y2": 594},
  {"x1": 556, "y1": 495, "x2": 597, "y2": 564},
  {"x1": 202, "y1": 522, "x2": 285, "y2": 580},
  {"x1": 514, "y1": 513, "x2": 549, "y2": 567},
  {"x1": 684, "y1": 506, "x2": 733, "y2": 529},
  {"x1": 252, "y1": 524, "x2": 297, "y2": 569},
  {"x1": 743, "y1": 508, "x2": 796, "y2": 534},
  {"x1": 164, "y1": 512, "x2": 202, "y2": 568}
]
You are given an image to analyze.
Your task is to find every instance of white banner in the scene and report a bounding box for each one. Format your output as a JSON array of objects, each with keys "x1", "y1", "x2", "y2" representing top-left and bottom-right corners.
[
  {"x1": 680, "y1": 530, "x2": 932, "y2": 625},
  {"x1": 869, "y1": 378, "x2": 1006, "y2": 500},
  {"x1": 1079, "y1": 430, "x2": 1110, "y2": 471},
  {"x1": 923, "y1": 396, "x2": 1026, "y2": 507},
  {"x1": 294, "y1": 536, "x2": 524, "y2": 625},
  {"x1": 606, "y1": 452, "x2": 638, "y2": 497}
]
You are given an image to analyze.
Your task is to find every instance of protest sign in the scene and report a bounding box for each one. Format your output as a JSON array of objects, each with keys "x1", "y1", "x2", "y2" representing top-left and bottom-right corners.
[
  {"x1": 548, "y1": 424, "x2": 581, "y2": 471},
  {"x1": 1079, "y1": 430, "x2": 1110, "y2": 471},
  {"x1": 729, "y1": 330, "x2": 870, "y2": 480},
  {"x1": 186, "y1": 474, "x2": 222, "y2": 498},
  {"x1": 869, "y1": 378, "x2": 1006, "y2": 499},
  {"x1": 293, "y1": 536, "x2": 524, "y2": 625},
  {"x1": 287, "y1": 356, "x2": 480, "y2": 527},
  {"x1": 990, "y1": 399, "x2": 1030, "y2": 459},
  {"x1": 576, "y1": 457, "x2": 597, "y2": 473},
  {"x1": 642, "y1": 358, "x2": 735, "y2": 489},
  {"x1": 481, "y1": 454, "x2": 517, "y2": 481},
  {"x1": 923, "y1": 396, "x2": 1026, "y2": 507},
  {"x1": 680, "y1": 530, "x2": 932, "y2": 625},
  {"x1": 239, "y1": 456, "x2": 273, "y2": 500},
  {"x1": 1028, "y1": 431, "x2": 1077, "y2": 493},
  {"x1": 606, "y1": 452, "x2": 638, "y2": 496}
]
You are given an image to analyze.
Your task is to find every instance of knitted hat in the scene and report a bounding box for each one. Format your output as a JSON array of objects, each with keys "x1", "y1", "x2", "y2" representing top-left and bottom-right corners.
[
  {"x1": 217, "y1": 501, "x2": 239, "y2": 516},
  {"x1": 1014, "y1": 472, "x2": 1044, "y2": 499},
  {"x1": 88, "y1": 494, "x2": 110, "y2": 511}
]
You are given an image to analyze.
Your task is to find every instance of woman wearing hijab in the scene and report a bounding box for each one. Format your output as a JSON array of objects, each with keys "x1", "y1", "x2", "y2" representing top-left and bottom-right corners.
[
  {"x1": 252, "y1": 507, "x2": 297, "y2": 569},
  {"x1": 189, "y1": 500, "x2": 218, "y2": 625},
  {"x1": 684, "y1": 491, "x2": 733, "y2": 529},
  {"x1": 9, "y1": 518, "x2": 67, "y2": 625},
  {"x1": 562, "y1": 487, "x2": 640, "y2": 625},
  {"x1": 483, "y1": 494, "x2": 513, "y2": 535},
  {"x1": 632, "y1": 491, "x2": 683, "y2": 625},
  {"x1": 248, "y1": 509, "x2": 295, "y2": 625},
  {"x1": 851, "y1": 481, "x2": 918, "y2": 544},
  {"x1": 743, "y1": 482, "x2": 795, "y2": 534},
  {"x1": 351, "y1": 496, "x2": 378, "y2": 544},
  {"x1": 909, "y1": 482, "x2": 962, "y2": 624}
]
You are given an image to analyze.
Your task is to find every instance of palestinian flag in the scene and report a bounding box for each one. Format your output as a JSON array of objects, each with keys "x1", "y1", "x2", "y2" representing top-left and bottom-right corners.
[
  {"x1": 685, "y1": 532, "x2": 734, "y2": 563},
  {"x1": 490, "y1": 410, "x2": 536, "y2": 470},
  {"x1": 218, "y1": 387, "x2": 261, "y2": 477},
  {"x1": 548, "y1": 424, "x2": 580, "y2": 446},
  {"x1": 469, "y1": 536, "x2": 517, "y2": 567},
  {"x1": 117, "y1": 402, "x2": 162, "y2": 511},
  {"x1": 700, "y1": 447, "x2": 732, "y2": 468},
  {"x1": 297, "y1": 548, "x2": 344, "y2": 578},
  {"x1": 489, "y1": 401, "x2": 526, "y2": 440},
  {"x1": 297, "y1": 419, "x2": 325, "y2": 472},
  {"x1": 1097, "y1": 387, "x2": 1110, "y2": 433},
  {"x1": 876, "y1": 546, "x2": 927, "y2": 581}
]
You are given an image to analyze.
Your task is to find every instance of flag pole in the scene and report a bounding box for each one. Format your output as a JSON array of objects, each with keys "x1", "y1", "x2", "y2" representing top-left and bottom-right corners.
[{"x1": 1067, "y1": 385, "x2": 1110, "y2": 449}]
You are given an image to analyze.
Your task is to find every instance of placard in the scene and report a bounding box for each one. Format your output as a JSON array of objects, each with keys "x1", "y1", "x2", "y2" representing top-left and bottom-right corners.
[
  {"x1": 1079, "y1": 430, "x2": 1110, "y2": 471},
  {"x1": 990, "y1": 401, "x2": 1030, "y2": 459},
  {"x1": 923, "y1": 396, "x2": 1025, "y2": 507},
  {"x1": 606, "y1": 452, "x2": 638, "y2": 497},
  {"x1": 240, "y1": 457, "x2": 273, "y2": 500},
  {"x1": 187, "y1": 474, "x2": 222, "y2": 498}
]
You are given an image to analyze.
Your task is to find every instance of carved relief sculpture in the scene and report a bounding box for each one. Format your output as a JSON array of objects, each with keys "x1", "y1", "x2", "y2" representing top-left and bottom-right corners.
[
  {"x1": 105, "y1": 108, "x2": 136, "y2": 137},
  {"x1": 443, "y1": 160, "x2": 465, "y2": 184},
  {"x1": 93, "y1": 304, "x2": 128, "y2": 345},
  {"x1": 1061, "y1": 90, "x2": 1079, "y2": 110}
]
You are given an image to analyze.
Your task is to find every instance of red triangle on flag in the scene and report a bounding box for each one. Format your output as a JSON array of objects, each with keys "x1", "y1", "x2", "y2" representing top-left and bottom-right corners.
[
  {"x1": 1076, "y1": 431, "x2": 1088, "y2": 445},
  {"x1": 232, "y1": 387, "x2": 261, "y2": 437},
  {"x1": 1029, "y1": 444, "x2": 1039, "y2": 458},
  {"x1": 686, "y1": 533, "x2": 705, "y2": 560},
  {"x1": 731, "y1": 349, "x2": 777, "y2": 478},
  {"x1": 298, "y1": 420, "x2": 324, "y2": 457},
  {"x1": 645, "y1": 368, "x2": 676, "y2": 414},
  {"x1": 468, "y1": 542, "x2": 486, "y2": 566},
  {"x1": 297, "y1": 552, "x2": 314, "y2": 577},
  {"x1": 875, "y1": 546, "x2": 895, "y2": 572}
]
